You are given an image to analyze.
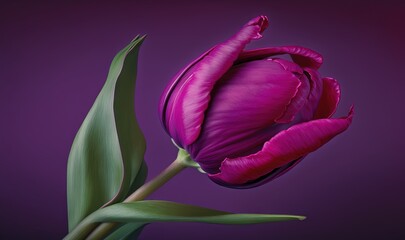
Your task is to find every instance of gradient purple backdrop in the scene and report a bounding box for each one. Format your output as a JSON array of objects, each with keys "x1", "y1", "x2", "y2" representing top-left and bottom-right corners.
[{"x1": 1, "y1": 1, "x2": 404, "y2": 239}]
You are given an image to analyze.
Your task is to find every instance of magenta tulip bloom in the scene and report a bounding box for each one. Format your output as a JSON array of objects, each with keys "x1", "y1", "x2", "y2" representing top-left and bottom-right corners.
[{"x1": 159, "y1": 16, "x2": 353, "y2": 188}]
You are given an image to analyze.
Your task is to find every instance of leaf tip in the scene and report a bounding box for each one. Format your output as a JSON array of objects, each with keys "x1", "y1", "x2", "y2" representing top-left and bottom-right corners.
[{"x1": 131, "y1": 34, "x2": 147, "y2": 43}]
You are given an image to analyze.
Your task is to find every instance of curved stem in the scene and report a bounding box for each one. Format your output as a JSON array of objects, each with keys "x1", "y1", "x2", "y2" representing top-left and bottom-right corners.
[
  {"x1": 124, "y1": 149, "x2": 191, "y2": 203},
  {"x1": 64, "y1": 149, "x2": 192, "y2": 240}
]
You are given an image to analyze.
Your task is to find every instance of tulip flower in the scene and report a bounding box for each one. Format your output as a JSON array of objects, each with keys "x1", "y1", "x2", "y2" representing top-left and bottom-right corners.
[{"x1": 159, "y1": 15, "x2": 353, "y2": 188}]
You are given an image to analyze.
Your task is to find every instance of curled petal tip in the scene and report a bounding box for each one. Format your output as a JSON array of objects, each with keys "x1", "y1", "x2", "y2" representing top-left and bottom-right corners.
[{"x1": 246, "y1": 15, "x2": 269, "y2": 39}]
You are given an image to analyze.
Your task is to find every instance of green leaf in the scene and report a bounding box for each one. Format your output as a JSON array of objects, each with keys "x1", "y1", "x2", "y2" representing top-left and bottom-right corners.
[
  {"x1": 90, "y1": 200, "x2": 305, "y2": 224},
  {"x1": 84, "y1": 200, "x2": 305, "y2": 239},
  {"x1": 125, "y1": 161, "x2": 148, "y2": 198},
  {"x1": 105, "y1": 223, "x2": 146, "y2": 240},
  {"x1": 112, "y1": 162, "x2": 148, "y2": 240},
  {"x1": 67, "y1": 36, "x2": 147, "y2": 231}
]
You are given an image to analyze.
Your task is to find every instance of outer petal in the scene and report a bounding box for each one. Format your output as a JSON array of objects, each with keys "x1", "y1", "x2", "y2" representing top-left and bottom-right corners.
[
  {"x1": 237, "y1": 46, "x2": 323, "y2": 70},
  {"x1": 188, "y1": 59, "x2": 302, "y2": 173},
  {"x1": 209, "y1": 107, "x2": 354, "y2": 187},
  {"x1": 166, "y1": 16, "x2": 269, "y2": 146},
  {"x1": 218, "y1": 157, "x2": 304, "y2": 189},
  {"x1": 314, "y1": 77, "x2": 341, "y2": 119},
  {"x1": 159, "y1": 47, "x2": 214, "y2": 130}
]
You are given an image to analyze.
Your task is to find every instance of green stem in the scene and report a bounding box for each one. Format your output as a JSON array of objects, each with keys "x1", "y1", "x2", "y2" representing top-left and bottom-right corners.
[{"x1": 64, "y1": 149, "x2": 192, "y2": 240}]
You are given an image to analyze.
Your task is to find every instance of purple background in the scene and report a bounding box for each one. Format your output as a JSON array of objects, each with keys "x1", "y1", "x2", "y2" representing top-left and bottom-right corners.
[{"x1": 1, "y1": 1, "x2": 404, "y2": 239}]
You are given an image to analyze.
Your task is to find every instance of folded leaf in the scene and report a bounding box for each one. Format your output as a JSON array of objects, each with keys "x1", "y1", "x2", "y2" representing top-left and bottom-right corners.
[{"x1": 67, "y1": 36, "x2": 147, "y2": 231}]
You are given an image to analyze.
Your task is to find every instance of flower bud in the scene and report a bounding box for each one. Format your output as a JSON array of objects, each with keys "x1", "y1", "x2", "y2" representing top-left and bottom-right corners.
[{"x1": 159, "y1": 16, "x2": 353, "y2": 188}]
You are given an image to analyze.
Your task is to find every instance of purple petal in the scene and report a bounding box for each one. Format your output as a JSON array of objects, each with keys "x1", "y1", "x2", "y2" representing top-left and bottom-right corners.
[
  {"x1": 298, "y1": 68, "x2": 324, "y2": 120},
  {"x1": 159, "y1": 48, "x2": 213, "y2": 131},
  {"x1": 271, "y1": 58, "x2": 309, "y2": 123},
  {"x1": 237, "y1": 46, "x2": 323, "y2": 70},
  {"x1": 314, "y1": 77, "x2": 341, "y2": 119},
  {"x1": 164, "y1": 16, "x2": 269, "y2": 146},
  {"x1": 217, "y1": 157, "x2": 305, "y2": 189},
  {"x1": 188, "y1": 59, "x2": 301, "y2": 173},
  {"x1": 209, "y1": 107, "x2": 354, "y2": 186}
]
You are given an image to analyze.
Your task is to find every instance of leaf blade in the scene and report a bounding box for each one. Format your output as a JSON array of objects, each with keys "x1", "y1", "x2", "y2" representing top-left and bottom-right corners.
[
  {"x1": 67, "y1": 36, "x2": 147, "y2": 231},
  {"x1": 105, "y1": 223, "x2": 146, "y2": 240},
  {"x1": 88, "y1": 200, "x2": 305, "y2": 226}
]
